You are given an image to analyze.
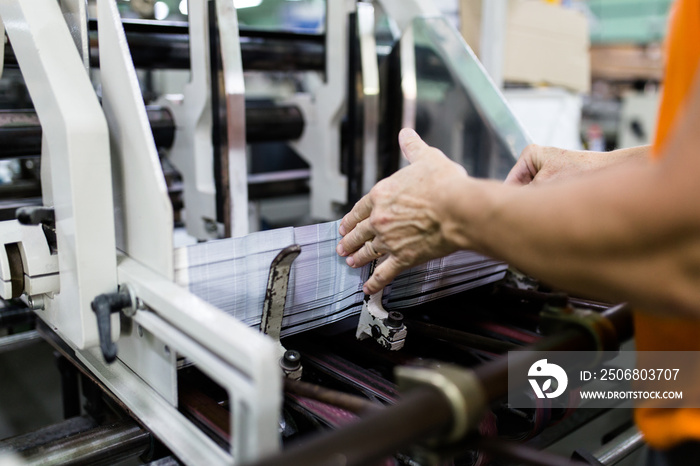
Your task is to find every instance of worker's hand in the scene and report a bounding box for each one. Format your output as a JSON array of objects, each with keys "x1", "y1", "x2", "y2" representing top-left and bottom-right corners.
[
  {"x1": 505, "y1": 145, "x2": 594, "y2": 186},
  {"x1": 504, "y1": 144, "x2": 649, "y2": 186},
  {"x1": 336, "y1": 128, "x2": 470, "y2": 295}
]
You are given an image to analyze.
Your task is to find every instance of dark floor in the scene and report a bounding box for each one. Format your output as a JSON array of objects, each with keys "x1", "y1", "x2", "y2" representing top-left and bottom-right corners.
[{"x1": 0, "y1": 340, "x2": 63, "y2": 440}]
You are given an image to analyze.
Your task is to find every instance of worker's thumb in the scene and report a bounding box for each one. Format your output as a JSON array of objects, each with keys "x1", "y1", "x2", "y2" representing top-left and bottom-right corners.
[{"x1": 398, "y1": 128, "x2": 431, "y2": 164}]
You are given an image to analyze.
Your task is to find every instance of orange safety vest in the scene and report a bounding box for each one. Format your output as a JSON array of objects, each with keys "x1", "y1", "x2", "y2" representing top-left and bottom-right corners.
[{"x1": 634, "y1": 0, "x2": 700, "y2": 449}]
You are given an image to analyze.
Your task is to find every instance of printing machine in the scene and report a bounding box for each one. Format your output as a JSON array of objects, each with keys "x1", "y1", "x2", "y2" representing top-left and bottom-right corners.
[{"x1": 0, "y1": 1, "x2": 644, "y2": 465}]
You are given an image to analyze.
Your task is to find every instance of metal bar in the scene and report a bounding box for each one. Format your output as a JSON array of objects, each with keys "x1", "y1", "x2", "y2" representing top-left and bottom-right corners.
[
  {"x1": 55, "y1": 354, "x2": 82, "y2": 419},
  {"x1": 284, "y1": 378, "x2": 383, "y2": 416},
  {"x1": 345, "y1": 10, "x2": 360, "y2": 207},
  {"x1": 406, "y1": 319, "x2": 519, "y2": 353},
  {"x1": 0, "y1": 416, "x2": 98, "y2": 453},
  {"x1": 215, "y1": 0, "x2": 248, "y2": 238},
  {"x1": 0, "y1": 329, "x2": 42, "y2": 352},
  {"x1": 251, "y1": 386, "x2": 452, "y2": 466},
  {"x1": 357, "y1": 2, "x2": 380, "y2": 196},
  {"x1": 593, "y1": 427, "x2": 644, "y2": 466},
  {"x1": 17, "y1": 419, "x2": 150, "y2": 466},
  {"x1": 475, "y1": 303, "x2": 632, "y2": 403},
  {"x1": 0, "y1": 304, "x2": 34, "y2": 327},
  {"x1": 260, "y1": 245, "x2": 301, "y2": 341}
]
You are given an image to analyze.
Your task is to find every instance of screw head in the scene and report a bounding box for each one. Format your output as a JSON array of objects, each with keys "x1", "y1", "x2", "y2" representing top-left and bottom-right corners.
[
  {"x1": 27, "y1": 295, "x2": 45, "y2": 311},
  {"x1": 281, "y1": 350, "x2": 301, "y2": 371},
  {"x1": 385, "y1": 311, "x2": 404, "y2": 328}
]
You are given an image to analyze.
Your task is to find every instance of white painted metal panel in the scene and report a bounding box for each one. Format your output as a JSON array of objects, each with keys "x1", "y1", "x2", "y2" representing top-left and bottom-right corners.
[{"x1": 0, "y1": 0, "x2": 118, "y2": 349}]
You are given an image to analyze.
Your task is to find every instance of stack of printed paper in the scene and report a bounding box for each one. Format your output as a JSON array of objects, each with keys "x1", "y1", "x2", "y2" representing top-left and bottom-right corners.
[{"x1": 174, "y1": 220, "x2": 507, "y2": 337}]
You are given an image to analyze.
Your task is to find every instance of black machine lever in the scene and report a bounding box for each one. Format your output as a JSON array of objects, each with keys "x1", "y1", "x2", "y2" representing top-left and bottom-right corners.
[
  {"x1": 17, "y1": 206, "x2": 55, "y2": 228},
  {"x1": 91, "y1": 290, "x2": 132, "y2": 364},
  {"x1": 16, "y1": 206, "x2": 58, "y2": 254}
]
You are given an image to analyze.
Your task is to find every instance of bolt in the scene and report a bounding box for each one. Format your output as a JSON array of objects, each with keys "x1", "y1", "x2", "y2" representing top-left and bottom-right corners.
[
  {"x1": 27, "y1": 295, "x2": 45, "y2": 311},
  {"x1": 137, "y1": 325, "x2": 144, "y2": 338},
  {"x1": 280, "y1": 350, "x2": 301, "y2": 371},
  {"x1": 385, "y1": 311, "x2": 404, "y2": 328},
  {"x1": 204, "y1": 218, "x2": 218, "y2": 234}
]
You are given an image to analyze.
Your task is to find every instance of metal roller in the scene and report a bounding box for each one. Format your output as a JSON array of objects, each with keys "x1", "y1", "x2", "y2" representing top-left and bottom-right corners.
[
  {"x1": 0, "y1": 103, "x2": 304, "y2": 158},
  {"x1": 3, "y1": 19, "x2": 325, "y2": 72}
]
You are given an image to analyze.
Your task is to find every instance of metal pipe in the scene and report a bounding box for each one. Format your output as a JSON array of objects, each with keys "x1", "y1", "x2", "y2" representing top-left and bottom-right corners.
[
  {"x1": 284, "y1": 378, "x2": 383, "y2": 415},
  {"x1": 245, "y1": 103, "x2": 304, "y2": 143},
  {"x1": 0, "y1": 330, "x2": 42, "y2": 353},
  {"x1": 0, "y1": 416, "x2": 98, "y2": 453},
  {"x1": 0, "y1": 304, "x2": 34, "y2": 327},
  {"x1": 251, "y1": 386, "x2": 452, "y2": 466},
  {"x1": 0, "y1": 107, "x2": 174, "y2": 158},
  {"x1": 16, "y1": 419, "x2": 150, "y2": 466},
  {"x1": 406, "y1": 319, "x2": 519, "y2": 353},
  {"x1": 474, "y1": 303, "x2": 632, "y2": 402},
  {"x1": 593, "y1": 427, "x2": 645, "y2": 466},
  {"x1": 0, "y1": 103, "x2": 304, "y2": 158}
]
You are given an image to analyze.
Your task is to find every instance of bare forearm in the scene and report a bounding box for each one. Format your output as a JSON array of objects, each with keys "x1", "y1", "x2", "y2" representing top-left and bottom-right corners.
[
  {"x1": 453, "y1": 159, "x2": 700, "y2": 317},
  {"x1": 506, "y1": 144, "x2": 650, "y2": 186}
]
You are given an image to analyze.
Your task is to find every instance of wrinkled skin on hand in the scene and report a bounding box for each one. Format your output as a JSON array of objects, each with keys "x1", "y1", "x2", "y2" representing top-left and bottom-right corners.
[{"x1": 336, "y1": 128, "x2": 470, "y2": 295}]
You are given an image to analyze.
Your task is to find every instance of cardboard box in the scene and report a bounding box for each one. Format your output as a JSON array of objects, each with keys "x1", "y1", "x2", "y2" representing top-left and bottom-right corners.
[
  {"x1": 590, "y1": 44, "x2": 664, "y2": 81},
  {"x1": 460, "y1": 0, "x2": 591, "y2": 92}
]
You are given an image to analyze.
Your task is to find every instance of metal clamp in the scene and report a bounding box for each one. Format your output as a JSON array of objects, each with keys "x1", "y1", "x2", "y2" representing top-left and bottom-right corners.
[
  {"x1": 355, "y1": 292, "x2": 407, "y2": 350},
  {"x1": 355, "y1": 258, "x2": 407, "y2": 350},
  {"x1": 395, "y1": 362, "x2": 486, "y2": 445}
]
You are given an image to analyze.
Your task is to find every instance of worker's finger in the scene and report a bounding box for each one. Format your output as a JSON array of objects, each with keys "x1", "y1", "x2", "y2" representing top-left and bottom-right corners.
[
  {"x1": 398, "y1": 128, "x2": 432, "y2": 164},
  {"x1": 363, "y1": 255, "x2": 404, "y2": 295},
  {"x1": 339, "y1": 195, "x2": 373, "y2": 237},
  {"x1": 344, "y1": 239, "x2": 387, "y2": 269},
  {"x1": 336, "y1": 218, "x2": 375, "y2": 258},
  {"x1": 504, "y1": 144, "x2": 540, "y2": 186},
  {"x1": 503, "y1": 157, "x2": 534, "y2": 186}
]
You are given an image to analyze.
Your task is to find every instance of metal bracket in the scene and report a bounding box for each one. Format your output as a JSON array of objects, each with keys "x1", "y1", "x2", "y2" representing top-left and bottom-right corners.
[
  {"x1": 356, "y1": 292, "x2": 407, "y2": 351},
  {"x1": 260, "y1": 244, "x2": 303, "y2": 379},
  {"x1": 355, "y1": 259, "x2": 407, "y2": 351}
]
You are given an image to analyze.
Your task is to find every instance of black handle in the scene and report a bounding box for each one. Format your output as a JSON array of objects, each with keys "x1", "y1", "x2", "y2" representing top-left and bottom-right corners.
[{"x1": 91, "y1": 291, "x2": 132, "y2": 364}]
